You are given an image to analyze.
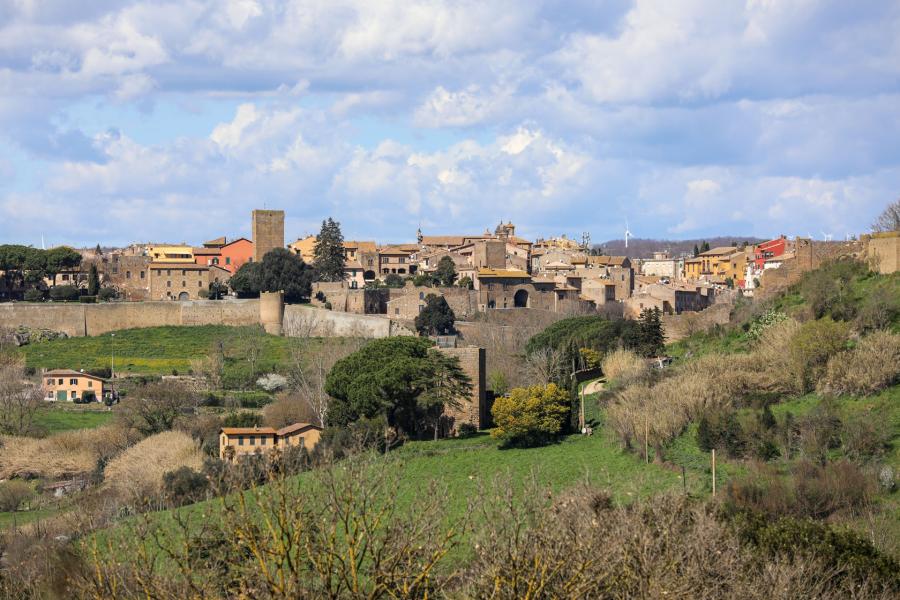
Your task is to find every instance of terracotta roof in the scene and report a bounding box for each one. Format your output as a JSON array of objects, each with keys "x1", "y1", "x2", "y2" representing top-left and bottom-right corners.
[
  {"x1": 222, "y1": 237, "x2": 252, "y2": 248},
  {"x1": 221, "y1": 427, "x2": 277, "y2": 435},
  {"x1": 44, "y1": 369, "x2": 105, "y2": 381},
  {"x1": 477, "y1": 268, "x2": 530, "y2": 279},
  {"x1": 149, "y1": 262, "x2": 208, "y2": 269},
  {"x1": 587, "y1": 255, "x2": 629, "y2": 266},
  {"x1": 344, "y1": 240, "x2": 377, "y2": 253},
  {"x1": 193, "y1": 247, "x2": 221, "y2": 255},
  {"x1": 203, "y1": 237, "x2": 227, "y2": 247},
  {"x1": 421, "y1": 235, "x2": 467, "y2": 246},
  {"x1": 699, "y1": 246, "x2": 738, "y2": 256},
  {"x1": 277, "y1": 422, "x2": 321, "y2": 436},
  {"x1": 345, "y1": 260, "x2": 363, "y2": 269},
  {"x1": 378, "y1": 246, "x2": 416, "y2": 255}
]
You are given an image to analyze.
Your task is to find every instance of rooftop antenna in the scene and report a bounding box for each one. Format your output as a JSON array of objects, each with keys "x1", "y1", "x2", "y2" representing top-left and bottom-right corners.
[
  {"x1": 624, "y1": 220, "x2": 633, "y2": 249},
  {"x1": 581, "y1": 231, "x2": 591, "y2": 251}
]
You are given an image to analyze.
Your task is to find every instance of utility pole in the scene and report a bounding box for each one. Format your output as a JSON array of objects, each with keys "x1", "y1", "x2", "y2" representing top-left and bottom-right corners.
[
  {"x1": 644, "y1": 419, "x2": 649, "y2": 464},
  {"x1": 711, "y1": 449, "x2": 717, "y2": 497},
  {"x1": 110, "y1": 333, "x2": 116, "y2": 405}
]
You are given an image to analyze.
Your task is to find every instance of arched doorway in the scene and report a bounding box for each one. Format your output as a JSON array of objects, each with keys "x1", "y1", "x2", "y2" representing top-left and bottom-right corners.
[
  {"x1": 364, "y1": 270, "x2": 376, "y2": 281},
  {"x1": 178, "y1": 292, "x2": 190, "y2": 301},
  {"x1": 514, "y1": 289, "x2": 529, "y2": 308}
]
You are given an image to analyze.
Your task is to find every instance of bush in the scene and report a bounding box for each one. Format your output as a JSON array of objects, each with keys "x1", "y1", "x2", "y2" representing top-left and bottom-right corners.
[
  {"x1": 78, "y1": 295, "x2": 97, "y2": 303},
  {"x1": 256, "y1": 373, "x2": 288, "y2": 392},
  {"x1": 842, "y1": 412, "x2": 892, "y2": 461},
  {"x1": 98, "y1": 287, "x2": 118, "y2": 301},
  {"x1": 490, "y1": 384, "x2": 570, "y2": 447},
  {"x1": 0, "y1": 480, "x2": 32, "y2": 511},
  {"x1": 456, "y1": 422, "x2": 478, "y2": 438},
  {"x1": 798, "y1": 401, "x2": 843, "y2": 463},
  {"x1": 819, "y1": 331, "x2": 900, "y2": 396},
  {"x1": 49, "y1": 285, "x2": 80, "y2": 302},
  {"x1": 788, "y1": 318, "x2": 849, "y2": 393},
  {"x1": 222, "y1": 411, "x2": 263, "y2": 428},
  {"x1": 162, "y1": 466, "x2": 209, "y2": 507},
  {"x1": 23, "y1": 289, "x2": 44, "y2": 302},
  {"x1": 105, "y1": 430, "x2": 204, "y2": 504},
  {"x1": 600, "y1": 349, "x2": 648, "y2": 386},
  {"x1": 696, "y1": 409, "x2": 746, "y2": 458}
]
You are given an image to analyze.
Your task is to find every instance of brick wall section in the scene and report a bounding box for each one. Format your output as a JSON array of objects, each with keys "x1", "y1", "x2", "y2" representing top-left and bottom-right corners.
[
  {"x1": 437, "y1": 346, "x2": 487, "y2": 431},
  {"x1": 252, "y1": 209, "x2": 285, "y2": 262},
  {"x1": 865, "y1": 232, "x2": 900, "y2": 274}
]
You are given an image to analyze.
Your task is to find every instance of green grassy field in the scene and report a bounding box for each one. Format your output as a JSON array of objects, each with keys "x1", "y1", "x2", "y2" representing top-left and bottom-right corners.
[
  {"x1": 19, "y1": 325, "x2": 293, "y2": 376},
  {"x1": 0, "y1": 508, "x2": 60, "y2": 530},
  {"x1": 32, "y1": 405, "x2": 114, "y2": 433}
]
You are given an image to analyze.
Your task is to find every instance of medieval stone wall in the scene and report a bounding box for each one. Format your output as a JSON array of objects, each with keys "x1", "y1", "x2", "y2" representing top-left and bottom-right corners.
[{"x1": 437, "y1": 346, "x2": 487, "y2": 430}]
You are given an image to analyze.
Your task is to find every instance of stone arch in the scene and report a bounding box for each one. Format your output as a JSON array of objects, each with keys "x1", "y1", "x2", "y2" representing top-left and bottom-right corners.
[
  {"x1": 177, "y1": 292, "x2": 190, "y2": 301},
  {"x1": 514, "y1": 288, "x2": 529, "y2": 308},
  {"x1": 364, "y1": 270, "x2": 376, "y2": 281}
]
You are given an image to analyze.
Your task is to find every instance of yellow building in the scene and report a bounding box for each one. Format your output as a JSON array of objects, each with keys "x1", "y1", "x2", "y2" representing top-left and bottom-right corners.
[
  {"x1": 684, "y1": 246, "x2": 746, "y2": 284},
  {"x1": 42, "y1": 369, "x2": 105, "y2": 402},
  {"x1": 219, "y1": 423, "x2": 322, "y2": 461},
  {"x1": 288, "y1": 235, "x2": 318, "y2": 263},
  {"x1": 146, "y1": 244, "x2": 195, "y2": 263}
]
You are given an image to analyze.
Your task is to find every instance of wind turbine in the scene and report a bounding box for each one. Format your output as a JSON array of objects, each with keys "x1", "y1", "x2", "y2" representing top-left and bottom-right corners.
[
  {"x1": 821, "y1": 231, "x2": 832, "y2": 242},
  {"x1": 624, "y1": 220, "x2": 633, "y2": 249}
]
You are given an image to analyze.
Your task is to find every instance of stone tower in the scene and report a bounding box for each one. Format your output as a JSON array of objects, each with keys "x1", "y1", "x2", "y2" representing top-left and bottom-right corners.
[{"x1": 252, "y1": 209, "x2": 285, "y2": 262}]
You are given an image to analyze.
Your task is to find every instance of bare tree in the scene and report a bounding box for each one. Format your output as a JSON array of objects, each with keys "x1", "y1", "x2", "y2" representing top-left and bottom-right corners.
[
  {"x1": 0, "y1": 359, "x2": 43, "y2": 436},
  {"x1": 285, "y1": 339, "x2": 355, "y2": 427},
  {"x1": 872, "y1": 197, "x2": 900, "y2": 232},
  {"x1": 522, "y1": 347, "x2": 566, "y2": 386},
  {"x1": 190, "y1": 340, "x2": 225, "y2": 391},
  {"x1": 117, "y1": 380, "x2": 200, "y2": 436}
]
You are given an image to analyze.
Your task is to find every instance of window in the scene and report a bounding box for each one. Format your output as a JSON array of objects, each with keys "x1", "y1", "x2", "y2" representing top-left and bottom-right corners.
[
  {"x1": 46, "y1": 378, "x2": 53, "y2": 385},
  {"x1": 182, "y1": 281, "x2": 186, "y2": 287},
  {"x1": 249, "y1": 436, "x2": 255, "y2": 446},
  {"x1": 166, "y1": 269, "x2": 171, "y2": 276},
  {"x1": 69, "y1": 378, "x2": 77, "y2": 385},
  {"x1": 198, "y1": 281, "x2": 202, "y2": 287},
  {"x1": 88, "y1": 381, "x2": 93, "y2": 388},
  {"x1": 71, "y1": 391, "x2": 76, "y2": 399},
  {"x1": 126, "y1": 271, "x2": 131, "y2": 279},
  {"x1": 419, "y1": 292, "x2": 424, "y2": 300},
  {"x1": 238, "y1": 436, "x2": 244, "y2": 446},
  {"x1": 225, "y1": 257, "x2": 231, "y2": 265},
  {"x1": 47, "y1": 391, "x2": 53, "y2": 399},
  {"x1": 182, "y1": 270, "x2": 186, "y2": 276},
  {"x1": 140, "y1": 271, "x2": 145, "y2": 279},
  {"x1": 260, "y1": 437, "x2": 266, "y2": 446},
  {"x1": 398, "y1": 257, "x2": 406, "y2": 264},
  {"x1": 213, "y1": 258, "x2": 219, "y2": 265},
  {"x1": 58, "y1": 378, "x2": 63, "y2": 385},
  {"x1": 62, "y1": 274, "x2": 69, "y2": 281},
  {"x1": 167, "y1": 281, "x2": 172, "y2": 287},
  {"x1": 395, "y1": 308, "x2": 400, "y2": 315}
]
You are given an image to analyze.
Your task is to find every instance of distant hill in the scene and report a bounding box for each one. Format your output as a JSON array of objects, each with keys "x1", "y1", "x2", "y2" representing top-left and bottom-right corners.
[{"x1": 596, "y1": 236, "x2": 767, "y2": 259}]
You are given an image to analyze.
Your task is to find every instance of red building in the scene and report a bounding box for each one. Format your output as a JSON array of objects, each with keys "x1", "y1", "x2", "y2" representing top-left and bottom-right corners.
[
  {"x1": 193, "y1": 237, "x2": 254, "y2": 274},
  {"x1": 753, "y1": 236, "x2": 788, "y2": 270}
]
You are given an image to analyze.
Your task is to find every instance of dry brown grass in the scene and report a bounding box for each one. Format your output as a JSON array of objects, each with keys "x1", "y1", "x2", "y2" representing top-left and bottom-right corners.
[
  {"x1": 0, "y1": 426, "x2": 138, "y2": 480},
  {"x1": 820, "y1": 330, "x2": 900, "y2": 396},
  {"x1": 601, "y1": 348, "x2": 649, "y2": 386},
  {"x1": 103, "y1": 430, "x2": 203, "y2": 504}
]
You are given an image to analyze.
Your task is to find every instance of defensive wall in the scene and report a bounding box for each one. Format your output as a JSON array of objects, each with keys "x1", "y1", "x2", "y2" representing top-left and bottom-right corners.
[{"x1": 0, "y1": 297, "x2": 411, "y2": 339}]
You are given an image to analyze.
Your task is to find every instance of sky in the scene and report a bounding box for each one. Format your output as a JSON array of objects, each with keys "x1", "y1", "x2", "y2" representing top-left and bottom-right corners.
[{"x1": 1, "y1": 0, "x2": 899, "y2": 248}]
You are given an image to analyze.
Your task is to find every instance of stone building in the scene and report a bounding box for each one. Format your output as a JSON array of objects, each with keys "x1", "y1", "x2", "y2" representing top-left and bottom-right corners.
[
  {"x1": 252, "y1": 209, "x2": 285, "y2": 262},
  {"x1": 148, "y1": 263, "x2": 229, "y2": 301}
]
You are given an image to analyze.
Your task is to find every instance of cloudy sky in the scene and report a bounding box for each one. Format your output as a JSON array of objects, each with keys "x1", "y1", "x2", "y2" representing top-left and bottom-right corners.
[{"x1": 1, "y1": 0, "x2": 899, "y2": 247}]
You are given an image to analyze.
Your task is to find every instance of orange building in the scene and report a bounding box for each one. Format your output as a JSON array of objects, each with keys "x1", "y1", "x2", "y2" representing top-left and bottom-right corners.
[
  {"x1": 219, "y1": 423, "x2": 322, "y2": 461},
  {"x1": 194, "y1": 237, "x2": 254, "y2": 274},
  {"x1": 42, "y1": 369, "x2": 105, "y2": 402}
]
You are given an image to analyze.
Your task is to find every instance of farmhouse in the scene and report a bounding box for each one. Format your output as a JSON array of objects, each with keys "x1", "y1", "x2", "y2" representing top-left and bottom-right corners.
[
  {"x1": 42, "y1": 369, "x2": 105, "y2": 402},
  {"x1": 219, "y1": 423, "x2": 323, "y2": 461}
]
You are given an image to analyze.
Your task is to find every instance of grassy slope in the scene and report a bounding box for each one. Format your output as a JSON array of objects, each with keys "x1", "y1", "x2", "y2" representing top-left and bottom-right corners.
[
  {"x1": 32, "y1": 406, "x2": 114, "y2": 433},
  {"x1": 19, "y1": 325, "x2": 292, "y2": 375}
]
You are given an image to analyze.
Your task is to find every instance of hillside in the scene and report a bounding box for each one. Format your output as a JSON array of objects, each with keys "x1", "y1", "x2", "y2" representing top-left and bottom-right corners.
[{"x1": 598, "y1": 235, "x2": 766, "y2": 258}]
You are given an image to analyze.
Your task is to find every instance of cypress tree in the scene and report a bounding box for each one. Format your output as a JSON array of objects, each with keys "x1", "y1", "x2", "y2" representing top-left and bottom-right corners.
[
  {"x1": 87, "y1": 263, "x2": 100, "y2": 296},
  {"x1": 313, "y1": 217, "x2": 346, "y2": 282}
]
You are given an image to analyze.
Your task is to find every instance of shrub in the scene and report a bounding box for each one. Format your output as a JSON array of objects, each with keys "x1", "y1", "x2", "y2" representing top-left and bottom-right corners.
[
  {"x1": 23, "y1": 289, "x2": 44, "y2": 302},
  {"x1": 456, "y1": 422, "x2": 478, "y2": 438},
  {"x1": 798, "y1": 401, "x2": 843, "y2": 463},
  {"x1": 98, "y1": 287, "x2": 118, "y2": 301},
  {"x1": 819, "y1": 331, "x2": 900, "y2": 396},
  {"x1": 104, "y1": 430, "x2": 204, "y2": 504},
  {"x1": 696, "y1": 409, "x2": 746, "y2": 458},
  {"x1": 222, "y1": 411, "x2": 263, "y2": 428},
  {"x1": 162, "y1": 466, "x2": 209, "y2": 507},
  {"x1": 855, "y1": 286, "x2": 900, "y2": 332},
  {"x1": 746, "y1": 309, "x2": 787, "y2": 341},
  {"x1": 842, "y1": 412, "x2": 892, "y2": 461},
  {"x1": 49, "y1": 285, "x2": 80, "y2": 302},
  {"x1": 788, "y1": 318, "x2": 849, "y2": 393},
  {"x1": 0, "y1": 480, "x2": 32, "y2": 511},
  {"x1": 600, "y1": 349, "x2": 648, "y2": 386},
  {"x1": 490, "y1": 383, "x2": 569, "y2": 447},
  {"x1": 256, "y1": 373, "x2": 288, "y2": 392},
  {"x1": 78, "y1": 295, "x2": 97, "y2": 304}
]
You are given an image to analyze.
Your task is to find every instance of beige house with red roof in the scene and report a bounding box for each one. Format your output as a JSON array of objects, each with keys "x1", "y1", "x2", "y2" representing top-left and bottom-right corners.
[
  {"x1": 42, "y1": 369, "x2": 105, "y2": 402},
  {"x1": 219, "y1": 423, "x2": 323, "y2": 461}
]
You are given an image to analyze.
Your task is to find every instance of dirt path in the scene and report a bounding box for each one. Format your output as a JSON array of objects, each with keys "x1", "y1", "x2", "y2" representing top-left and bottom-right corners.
[{"x1": 582, "y1": 379, "x2": 605, "y2": 395}]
